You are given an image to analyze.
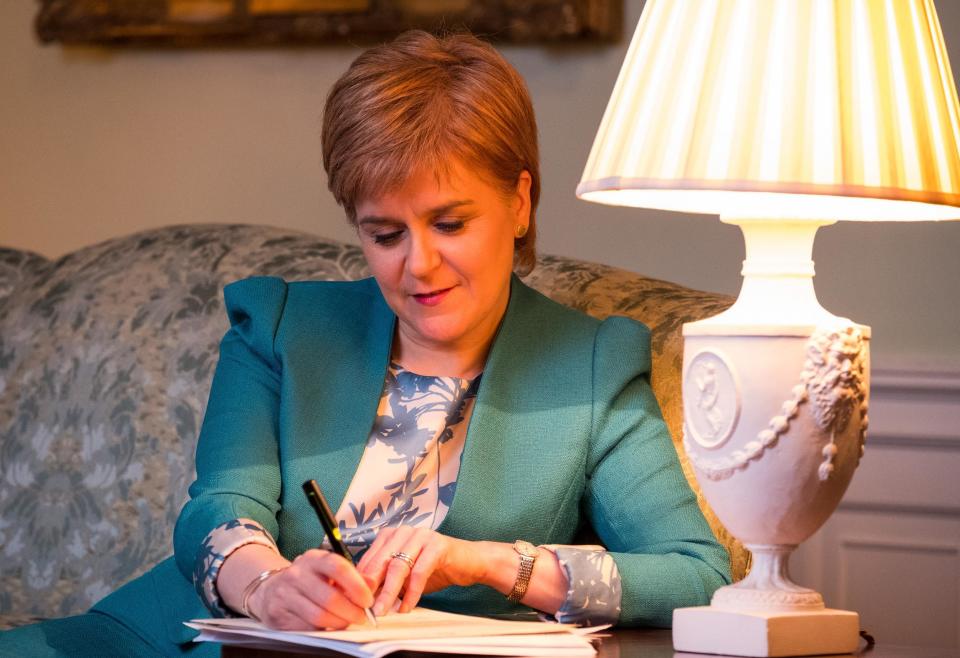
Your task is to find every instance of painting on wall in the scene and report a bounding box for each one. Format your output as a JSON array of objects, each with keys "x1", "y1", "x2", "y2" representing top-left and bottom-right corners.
[{"x1": 35, "y1": 0, "x2": 622, "y2": 46}]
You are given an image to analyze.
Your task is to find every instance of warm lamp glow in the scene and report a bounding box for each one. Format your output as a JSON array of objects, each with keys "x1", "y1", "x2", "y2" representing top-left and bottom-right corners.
[
  {"x1": 578, "y1": 189, "x2": 960, "y2": 221},
  {"x1": 578, "y1": 0, "x2": 960, "y2": 220}
]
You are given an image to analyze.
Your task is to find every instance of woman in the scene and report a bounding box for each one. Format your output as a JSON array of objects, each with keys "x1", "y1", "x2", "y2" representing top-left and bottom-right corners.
[{"x1": 1, "y1": 30, "x2": 730, "y2": 656}]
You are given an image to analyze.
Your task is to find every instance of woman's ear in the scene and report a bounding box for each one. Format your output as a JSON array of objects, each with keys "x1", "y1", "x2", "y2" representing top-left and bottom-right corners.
[{"x1": 513, "y1": 170, "x2": 532, "y2": 227}]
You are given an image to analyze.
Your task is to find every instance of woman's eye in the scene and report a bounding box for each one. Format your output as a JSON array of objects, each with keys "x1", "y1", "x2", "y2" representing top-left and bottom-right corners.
[
  {"x1": 373, "y1": 230, "x2": 404, "y2": 246},
  {"x1": 434, "y1": 220, "x2": 465, "y2": 234}
]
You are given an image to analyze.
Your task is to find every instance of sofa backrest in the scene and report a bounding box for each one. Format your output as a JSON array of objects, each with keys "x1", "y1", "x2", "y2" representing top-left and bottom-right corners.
[{"x1": 0, "y1": 223, "x2": 742, "y2": 624}]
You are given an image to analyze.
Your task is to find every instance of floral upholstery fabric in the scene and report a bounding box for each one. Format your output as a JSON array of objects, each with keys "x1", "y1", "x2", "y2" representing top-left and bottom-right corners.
[{"x1": 0, "y1": 223, "x2": 743, "y2": 629}]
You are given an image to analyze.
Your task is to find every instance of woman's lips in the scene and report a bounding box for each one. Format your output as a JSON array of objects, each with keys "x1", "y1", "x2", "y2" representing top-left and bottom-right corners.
[{"x1": 412, "y1": 287, "x2": 453, "y2": 306}]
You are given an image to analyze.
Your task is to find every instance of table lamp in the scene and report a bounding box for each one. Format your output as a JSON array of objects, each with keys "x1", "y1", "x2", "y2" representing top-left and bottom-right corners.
[{"x1": 577, "y1": 1, "x2": 960, "y2": 656}]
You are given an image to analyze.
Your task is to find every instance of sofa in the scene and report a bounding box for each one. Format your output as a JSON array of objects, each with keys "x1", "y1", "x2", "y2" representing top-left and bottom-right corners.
[{"x1": 0, "y1": 223, "x2": 745, "y2": 629}]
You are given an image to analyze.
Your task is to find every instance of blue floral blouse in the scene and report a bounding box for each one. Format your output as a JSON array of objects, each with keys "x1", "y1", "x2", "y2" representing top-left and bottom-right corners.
[{"x1": 193, "y1": 363, "x2": 622, "y2": 625}]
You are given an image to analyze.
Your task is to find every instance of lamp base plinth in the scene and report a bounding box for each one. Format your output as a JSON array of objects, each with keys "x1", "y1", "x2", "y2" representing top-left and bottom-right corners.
[{"x1": 672, "y1": 606, "x2": 860, "y2": 657}]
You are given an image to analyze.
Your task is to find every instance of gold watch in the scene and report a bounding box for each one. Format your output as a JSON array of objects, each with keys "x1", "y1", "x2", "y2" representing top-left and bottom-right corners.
[{"x1": 507, "y1": 540, "x2": 538, "y2": 603}]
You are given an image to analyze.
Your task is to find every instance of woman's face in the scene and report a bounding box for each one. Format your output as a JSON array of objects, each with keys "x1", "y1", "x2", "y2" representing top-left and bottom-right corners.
[{"x1": 356, "y1": 160, "x2": 531, "y2": 367}]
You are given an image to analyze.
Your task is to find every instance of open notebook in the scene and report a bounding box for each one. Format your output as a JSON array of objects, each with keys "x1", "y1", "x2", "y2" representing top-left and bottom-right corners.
[{"x1": 186, "y1": 607, "x2": 608, "y2": 657}]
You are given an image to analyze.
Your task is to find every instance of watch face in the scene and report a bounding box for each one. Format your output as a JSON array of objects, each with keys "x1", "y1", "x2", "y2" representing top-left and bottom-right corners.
[{"x1": 515, "y1": 540, "x2": 537, "y2": 557}]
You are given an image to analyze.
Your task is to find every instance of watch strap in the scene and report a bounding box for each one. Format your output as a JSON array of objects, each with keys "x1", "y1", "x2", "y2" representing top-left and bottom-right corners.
[{"x1": 507, "y1": 541, "x2": 537, "y2": 603}]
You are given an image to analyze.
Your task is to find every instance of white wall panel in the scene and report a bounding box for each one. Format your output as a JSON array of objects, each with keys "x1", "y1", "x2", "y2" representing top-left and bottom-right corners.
[{"x1": 838, "y1": 536, "x2": 958, "y2": 649}]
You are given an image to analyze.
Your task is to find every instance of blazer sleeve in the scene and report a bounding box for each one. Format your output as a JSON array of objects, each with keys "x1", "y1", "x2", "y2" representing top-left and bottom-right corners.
[
  {"x1": 173, "y1": 276, "x2": 289, "y2": 581},
  {"x1": 586, "y1": 316, "x2": 732, "y2": 627}
]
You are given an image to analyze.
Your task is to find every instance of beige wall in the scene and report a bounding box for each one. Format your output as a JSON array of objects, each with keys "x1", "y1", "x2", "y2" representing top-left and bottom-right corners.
[{"x1": 2, "y1": 0, "x2": 959, "y2": 367}]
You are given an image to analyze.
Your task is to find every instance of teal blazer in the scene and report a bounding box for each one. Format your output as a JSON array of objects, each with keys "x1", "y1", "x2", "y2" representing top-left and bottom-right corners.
[{"x1": 88, "y1": 275, "x2": 729, "y2": 655}]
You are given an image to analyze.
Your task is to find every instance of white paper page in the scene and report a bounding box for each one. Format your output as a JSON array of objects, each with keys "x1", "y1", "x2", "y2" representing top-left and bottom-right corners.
[
  {"x1": 370, "y1": 633, "x2": 597, "y2": 656},
  {"x1": 190, "y1": 626, "x2": 597, "y2": 658},
  {"x1": 187, "y1": 607, "x2": 601, "y2": 657},
  {"x1": 192, "y1": 628, "x2": 377, "y2": 657},
  {"x1": 189, "y1": 607, "x2": 576, "y2": 642}
]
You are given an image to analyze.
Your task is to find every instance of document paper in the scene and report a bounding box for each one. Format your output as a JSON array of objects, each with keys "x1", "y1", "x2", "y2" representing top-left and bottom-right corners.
[{"x1": 187, "y1": 607, "x2": 605, "y2": 657}]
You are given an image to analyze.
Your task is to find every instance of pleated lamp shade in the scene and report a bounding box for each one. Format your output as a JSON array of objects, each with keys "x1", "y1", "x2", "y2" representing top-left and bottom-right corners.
[{"x1": 578, "y1": 0, "x2": 960, "y2": 221}]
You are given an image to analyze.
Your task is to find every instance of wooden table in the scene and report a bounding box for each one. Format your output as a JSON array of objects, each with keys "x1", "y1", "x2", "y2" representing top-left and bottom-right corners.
[{"x1": 223, "y1": 628, "x2": 959, "y2": 657}]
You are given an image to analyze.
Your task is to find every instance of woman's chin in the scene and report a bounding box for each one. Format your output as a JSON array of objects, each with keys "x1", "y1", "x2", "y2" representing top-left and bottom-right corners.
[{"x1": 404, "y1": 322, "x2": 468, "y2": 349}]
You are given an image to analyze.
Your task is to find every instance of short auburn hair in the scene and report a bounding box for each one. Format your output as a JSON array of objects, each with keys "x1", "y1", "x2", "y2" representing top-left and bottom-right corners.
[{"x1": 322, "y1": 30, "x2": 540, "y2": 274}]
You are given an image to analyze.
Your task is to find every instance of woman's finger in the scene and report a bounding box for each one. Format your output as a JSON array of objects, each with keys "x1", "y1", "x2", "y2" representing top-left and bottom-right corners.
[
  {"x1": 369, "y1": 527, "x2": 435, "y2": 615},
  {"x1": 359, "y1": 525, "x2": 415, "y2": 591},
  {"x1": 293, "y1": 576, "x2": 368, "y2": 627},
  {"x1": 272, "y1": 588, "x2": 354, "y2": 631},
  {"x1": 357, "y1": 527, "x2": 396, "y2": 573},
  {"x1": 258, "y1": 551, "x2": 372, "y2": 629},
  {"x1": 400, "y1": 540, "x2": 444, "y2": 613},
  {"x1": 255, "y1": 573, "x2": 347, "y2": 631},
  {"x1": 299, "y1": 549, "x2": 374, "y2": 610},
  {"x1": 373, "y1": 547, "x2": 420, "y2": 616}
]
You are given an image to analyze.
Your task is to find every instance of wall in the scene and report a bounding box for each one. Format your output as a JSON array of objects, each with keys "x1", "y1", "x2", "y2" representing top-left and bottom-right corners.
[{"x1": 1, "y1": 0, "x2": 959, "y2": 369}]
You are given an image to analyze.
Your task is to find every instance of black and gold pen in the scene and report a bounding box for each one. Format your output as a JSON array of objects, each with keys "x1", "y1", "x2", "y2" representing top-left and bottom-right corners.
[{"x1": 302, "y1": 479, "x2": 378, "y2": 627}]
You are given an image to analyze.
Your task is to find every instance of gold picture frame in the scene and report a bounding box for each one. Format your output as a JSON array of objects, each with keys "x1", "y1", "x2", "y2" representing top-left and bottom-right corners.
[{"x1": 35, "y1": 0, "x2": 622, "y2": 46}]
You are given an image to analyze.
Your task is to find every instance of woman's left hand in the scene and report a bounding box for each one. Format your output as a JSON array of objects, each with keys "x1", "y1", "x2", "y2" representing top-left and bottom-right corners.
[{"x1": 356, "y1": 526, "x2": 487, "y2": 615}]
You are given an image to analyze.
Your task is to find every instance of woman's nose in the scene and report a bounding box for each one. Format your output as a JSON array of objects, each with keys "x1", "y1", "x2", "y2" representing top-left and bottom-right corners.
[{"x1": 405, "y1": 230, "x2": 441, "y2": 278}]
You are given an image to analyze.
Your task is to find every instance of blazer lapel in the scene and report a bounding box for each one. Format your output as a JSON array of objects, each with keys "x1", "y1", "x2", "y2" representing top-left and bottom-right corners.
[
  {"x1": 283, "y1": 278, "x2": 395, "y2": 520},
  {"x1": 437, "y1": 275, "x2": 594, "y2": 545},
  {"x1": 438, "y1": 277, "x2": 552, "y2": 540}
]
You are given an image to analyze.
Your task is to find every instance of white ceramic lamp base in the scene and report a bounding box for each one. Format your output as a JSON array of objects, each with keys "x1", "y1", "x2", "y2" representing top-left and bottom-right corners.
[
  {"x1": 673, "y1": 544, "x2": 861, "y2": 656},
  {"x1": 672, "y1": 219, "x2": 870, "y2": 657},
  {"x1": 673, "y1": 606, "x2": 860, "y2": 657}
]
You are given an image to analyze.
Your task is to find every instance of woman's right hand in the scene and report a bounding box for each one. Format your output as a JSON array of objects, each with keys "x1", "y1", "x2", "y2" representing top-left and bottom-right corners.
[{"x1": 246, "y1": 549, "x2": 375, "y2": 630}]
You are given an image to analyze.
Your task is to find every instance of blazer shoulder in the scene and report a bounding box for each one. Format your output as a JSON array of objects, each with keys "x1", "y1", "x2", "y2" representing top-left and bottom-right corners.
[
  {"x1": 596, "y1": 314, "x2": 652, "y2": 349},
  {"x1": 225, "y1": 275, "x2": 382, "y2": 316},
  {"x1": 514, "y1": 278, "x2": 651, "y2": 347},
  {"x1": 276, "y1": 277, "x2": 393, "y2": 357},
  {"x1": 512, "y1": 278, "x2": 599, "y2": 335},
  {"x1": 223, "y1": 275, "x2": 288, "y2": 323},
  {"x1": 221, "y1": 276, "x2": 290, "y2": 366},
  {"x1": 284, "y1": 276, "x2": 382, "y2": 309},
  {"x1": 593, "y1": 315, "x2": 654, "y2": 392},
  {"x1": 516, "y1": 280, "x2": 654, "y2": 380},
  {"x1": 221, "y1": 276, "x2": 385, "y2": 364}
]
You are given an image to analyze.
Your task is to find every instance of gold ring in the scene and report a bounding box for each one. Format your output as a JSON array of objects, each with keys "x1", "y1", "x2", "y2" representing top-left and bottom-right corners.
[{"x1": 390, "y1": 551, "x2": 415, "y2": 569}]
